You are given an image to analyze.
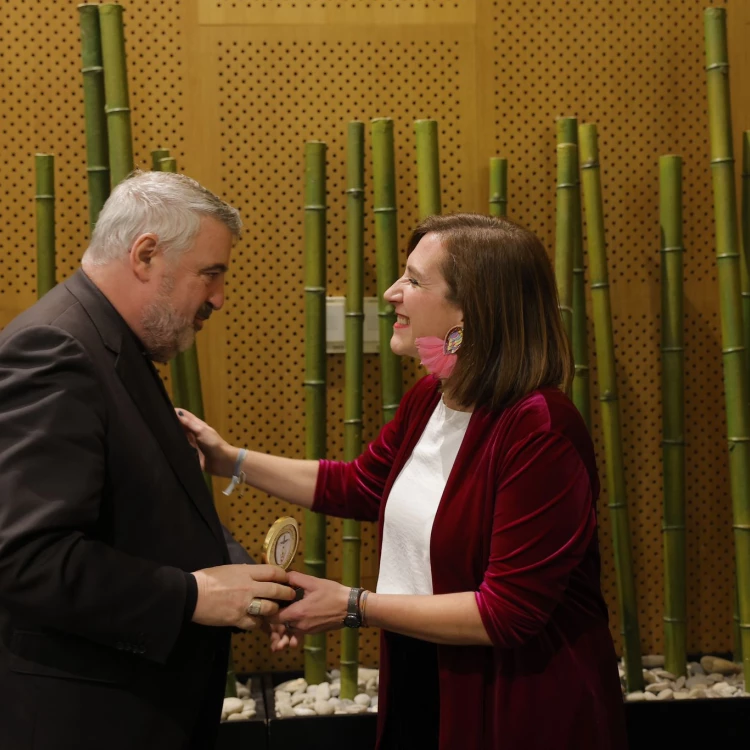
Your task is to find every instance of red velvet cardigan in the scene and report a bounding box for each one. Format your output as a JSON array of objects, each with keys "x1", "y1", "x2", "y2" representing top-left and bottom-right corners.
[{"x1": 313, "y1": 376, "x2": 627, "y2": 750}]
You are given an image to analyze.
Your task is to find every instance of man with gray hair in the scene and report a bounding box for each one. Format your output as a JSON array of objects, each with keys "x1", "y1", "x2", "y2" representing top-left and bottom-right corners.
[{"x1": 0, "y1": 170, "x2": 294, "y2": 749}]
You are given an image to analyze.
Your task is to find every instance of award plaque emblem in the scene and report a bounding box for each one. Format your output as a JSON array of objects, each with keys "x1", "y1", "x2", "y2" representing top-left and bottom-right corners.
[{"x1": 262, "y1": 516, "x2": 299, "y2": 570}]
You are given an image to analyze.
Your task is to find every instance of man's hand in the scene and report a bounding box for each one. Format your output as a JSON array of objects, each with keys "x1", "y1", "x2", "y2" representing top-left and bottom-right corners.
[{"x1": 191, "y1": 564, "x2": 296, "y2": 630}]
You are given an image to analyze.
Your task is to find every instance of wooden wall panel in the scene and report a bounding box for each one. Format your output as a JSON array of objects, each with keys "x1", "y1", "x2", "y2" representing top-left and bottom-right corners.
[{"x1": 2, "y1": 0, "x2": 749, "y2": 675}]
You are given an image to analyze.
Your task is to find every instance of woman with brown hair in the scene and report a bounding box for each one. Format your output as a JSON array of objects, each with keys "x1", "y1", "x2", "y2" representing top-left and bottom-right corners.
[{"x1": 178, "y1": 214, "x2": 627, "y2": 749}]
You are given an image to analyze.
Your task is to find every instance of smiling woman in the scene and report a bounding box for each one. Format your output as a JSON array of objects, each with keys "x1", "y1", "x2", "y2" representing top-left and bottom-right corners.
[{"x1": 179, "y1": 213, "x2": 627, "y2": 750}]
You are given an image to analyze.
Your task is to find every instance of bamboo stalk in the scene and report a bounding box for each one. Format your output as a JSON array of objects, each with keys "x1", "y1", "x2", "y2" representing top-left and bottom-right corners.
[
  {"x1": 303, "y1": 141, "x2": 328, "y2": 685},
  {"x1": 737, "y1": 129, "x2": 750, "y2": 663},
  {"x1": 78, "y1": 4, "x2": 110, "y2": 233},
  {"x1": 704, "y1": 8, "x2": 750, "y2": 678},
  {"x1": 579, "y1": 123, "x2": 643, "y2": 692},
  {"x1": 160, "y1": 157, "x2": 177, "y2": 174},
  {"x1": 414, "y1": 119, "x2": 441, "y2": 219},
  {"x1": 151, "y1": 148, "x2": 170, "y2": 171},
  {"x1": 98, "y1": 3, "x2": 133, "y2": 188},
  {"x1": 340, "y1": 122, "x2": 365, "y2": 701},
  {"x1": 555, "y1": 141, "x2": 577, "y2": 346},
  {"x1": 371, "y1": 118, "x2": 402, "y2": 423},
  {"x1": 489, "y1": 157, "x2": 508, "y2": 217},
  {"x1": 557, "y1": 118, "x2": 591, "y2": 430},
  {"x1": 659, "y1": 155, "x2": 687, "y2": 677},
  {"x1": 35, "y1": 154, "x2": 56, "y2": 298}
]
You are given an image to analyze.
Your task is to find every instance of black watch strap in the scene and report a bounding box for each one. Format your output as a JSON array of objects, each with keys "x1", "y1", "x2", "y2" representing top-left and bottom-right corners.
[{"x1": 343, "y1": 587, "x2": 364, "y2": 628}]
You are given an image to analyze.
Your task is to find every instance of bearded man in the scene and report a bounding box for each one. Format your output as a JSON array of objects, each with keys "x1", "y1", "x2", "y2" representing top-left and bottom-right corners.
[{"x1": 0, "y1": 170, "x2": 294, "y2": 749}]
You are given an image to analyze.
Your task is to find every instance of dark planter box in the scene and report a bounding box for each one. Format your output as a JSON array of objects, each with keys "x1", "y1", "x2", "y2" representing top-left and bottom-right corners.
[
  {"x1": 215, "y1": 670, "x2": 750, "y2": 749},
  {"x1": 626, "y1": 697, "x2": 750, "y2": 745},
  {"x1": 265, "y1": 671, "x2": 377, "y2": 750},
  {"x1": 214, "y1": 674, "x2": 268, "y2": 750}
]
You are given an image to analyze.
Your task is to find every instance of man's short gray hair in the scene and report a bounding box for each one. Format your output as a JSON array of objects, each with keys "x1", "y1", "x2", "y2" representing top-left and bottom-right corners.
[{"x1": 82, "y1": 170, "x2": 242, "y2": 266}]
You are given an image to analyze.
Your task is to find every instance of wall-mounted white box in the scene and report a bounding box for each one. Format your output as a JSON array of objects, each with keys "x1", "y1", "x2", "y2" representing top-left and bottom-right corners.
[{"x1": 325, "y1": 296, "x2": 382, "y2": 354}]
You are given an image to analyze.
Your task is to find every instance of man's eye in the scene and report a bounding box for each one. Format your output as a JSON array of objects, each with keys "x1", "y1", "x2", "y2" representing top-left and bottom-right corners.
[{"x1": 408, "y1": 278, "x2": 419, "y2": 287}]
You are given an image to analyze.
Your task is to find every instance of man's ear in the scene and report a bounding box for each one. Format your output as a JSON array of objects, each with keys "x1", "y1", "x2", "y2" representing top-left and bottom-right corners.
[{"x1": 130, "y1": 233, "x2": 160, "y2": 282}]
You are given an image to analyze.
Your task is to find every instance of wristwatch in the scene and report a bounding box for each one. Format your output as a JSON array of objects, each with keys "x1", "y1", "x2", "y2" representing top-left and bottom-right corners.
[{"x1": 343, "y1": 587, "x2": 364, "y2": 628}]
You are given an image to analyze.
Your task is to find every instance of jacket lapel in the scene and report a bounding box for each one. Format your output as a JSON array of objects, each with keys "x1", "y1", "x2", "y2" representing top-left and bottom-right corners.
[{"x1": 65, "y1": 270, "x2": 228, "y2": 555}]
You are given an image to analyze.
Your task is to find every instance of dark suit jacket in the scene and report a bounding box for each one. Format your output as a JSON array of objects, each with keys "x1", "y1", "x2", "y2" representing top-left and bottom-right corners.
[{"x1": 0, "y1": 270, "x2": 245, "y2": 749}]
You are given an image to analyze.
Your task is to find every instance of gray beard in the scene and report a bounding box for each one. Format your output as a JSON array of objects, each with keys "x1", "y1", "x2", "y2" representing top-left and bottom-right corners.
[{"x1": 140, "y1": 279, "x2": 196, "y2": 363}]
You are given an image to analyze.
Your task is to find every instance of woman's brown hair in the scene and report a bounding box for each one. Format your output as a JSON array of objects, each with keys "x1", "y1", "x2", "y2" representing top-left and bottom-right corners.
[{"x1": 407, "y1": 213, "x2": 573, "y2": 411}]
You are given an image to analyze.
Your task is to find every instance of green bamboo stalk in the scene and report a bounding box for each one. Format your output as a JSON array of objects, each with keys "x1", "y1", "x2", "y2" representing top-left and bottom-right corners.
[
  {"x1": 579, "y1": 123, "x2": 643, "y2": 693},
  {"x1": 98, "y1": 3, "x2": 133, "y2": 188},
  {"x1": 555, "y1": 141, "x2": 576, "y2": 345},
  {"x1": 303, "y1": 141, "x2": 328, "y2": 685},
  {"x1": 737, "y1": 130, "x2": 750, "y2": 663},
  {"x1": 340, "y1": 122, "x2": 365, "y2": 701},
  {"x1": 160, "y1": 157, "x2": 177, "y2": 174},
  {"x1": 151, "y1": 148, "x2": 170, "y2": 171},
  {"x1": 414, "y1": 119, "x2": 441, "y2": 219},
  {"x1": 371, "y1": 118, "x2": 402, "y2": 423},
  {"x1": 78, "y1": 4, "x2": 110, "y2": 233},
  {"x1": 35, "y1": 154, "x2": 56, "y2": 298},
  {"x1": 705, "y1": 8, "x2": 750, "y2": 678},
  {"x1": 489, "y1": 157, "x2": 508, "y2": 217},
  {"x1": 557, "y1": 118, "x2": 591, "y2": 430},
  {"x1": 659, "y1": 155, "x2": 687, "y2": 677}
]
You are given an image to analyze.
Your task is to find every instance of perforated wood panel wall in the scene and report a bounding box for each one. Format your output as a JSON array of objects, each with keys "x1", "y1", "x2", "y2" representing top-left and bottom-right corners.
[{"x1": 1, "y1": 0, "x2": 747, "y2": 675}]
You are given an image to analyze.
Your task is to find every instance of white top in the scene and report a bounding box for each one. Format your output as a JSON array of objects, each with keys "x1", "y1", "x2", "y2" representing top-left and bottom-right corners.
[{"x1": 376, "y1": 397, "x2": 472, "y2": 595}]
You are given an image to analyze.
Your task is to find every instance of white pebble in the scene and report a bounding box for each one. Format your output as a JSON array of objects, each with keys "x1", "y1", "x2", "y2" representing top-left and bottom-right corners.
[
  {"x1": 236, "y1": 686, "x2": 251, "y2": 699},
  {"x1": 345, "y1": 704, "x2": 368, "y2": 714},
  {"x1": 313, "y1": 701, "x2": 335, "y2": 716},
  {"x1": 673, "y1": 691, "x2": 690, "y2": 700},
  {"x1": 293, "y1": 707, "x2": 316, "y2": 716},
  {"x1": 222, "y1": 697, "x2": 244, "y2": 716},
  {"x1": 277, "y1": 704, "x2": 295, "y2": 718},
  {"x1": 316, "y1": 683, "x2": 331, "y2": 701},
  {"x1": 673, "y1": 676, "x2": 686, "y2": 690},
  {"x1": 290, "y1": 692, "x2": 307, "y2": 707},
  {"x1": 645, "y1": 681, "x2": 670, "y2": 694},
  {"x1": 226, "y1": 712, "x2": 248, "y2": 722},
  {"x1": 278, "y1": 678, "x2": 307, "y2": 693},
  {"x1": 330, "y1": 684, "x2": 340, "y2": 697},
  {"x1": 354, "y1": 693, "x2": 371, "y2": 707},
  {"x1": 655, "y1": 689, "x2": 673, "y2": 701},
  {"x1": 625, "y1": 692, "x2": 646, "y2": 702},
  {"x1": 641, "y1": 655, "x2": 665, "y2": 668}
]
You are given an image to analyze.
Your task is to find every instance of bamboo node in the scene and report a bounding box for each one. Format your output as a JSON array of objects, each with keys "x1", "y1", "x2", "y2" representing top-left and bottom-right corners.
[
  {"x1": 105, "y1": 106, "x2": 131, "y2": 114},
  {"x1": 377, "y1": 311, "x2": 395, "y2": 318},
  {"x1": 81, "y1": 65, "x2": 104, "y2": 74},
  {"x1": 573, "y1": 266, "x2": 585, "y2": 273},
  {"x1": 489, "y1": 197, "x2": 508, "y2": 205},
  {"x1": 304, "y1": 204, "x2": 327, "y2": 211},
  {"x1": 717, "y1": 252, "x2": 740, "y2": 260},
  {"x1": 383, "y1": 403, "x2": 400, "y2": 412},
  {"x1": 373, "y1": 207, "x2": 397, "y2": 214},
  {"x1": 35, "y1": 194, "x2": 55, "y2": 200},
  {"x1": 573, "y1": 364, "x2": 589, "y2": 373},
  {"x1": 705, "y1": 61, "x2": 729, "y2": 71},
  {"x1": 303, "y1": 286, "x2": 326, "y2": 293},
  {"x1": 607, "y1": 502, "x2": 627, "y2": 509},
  {"x1": 722, "y1": 346, "x2": 745, "y2": 354},
  {"x1": 343, "y1": 418, "x2": 362, "y2": 425},
  {"x1": 599, "y1": 393, "x2": 618, "y2": 402},
  {"x1": 660, "y1": 246, "x2": 684, "y2": 253},
  {"x1": 581, "y1": 161, "x2": 599, "y2": 170},
  {"x1": 661, "y1": 438, "x2": 685, "y2": 446},
  {"x1": 732, "y1": 524, "x2": 750, "y2": 530},
  {"x1": 345, "y1": 311, "x2": 365, "y2": 318},
  {"x1": 344, "y1": 188, "x2": 364, "y2": 196},
  {"x1": 341, "y1": 535, "x2": 361, "y2": 542},
  {"x1": 86, "y1": 166, "x2": 109, "y2": 173},
  {"x1": 558, "y1": 305, "x2": 573, "y2": 314},
  {"x1": 590, "y1": 282, "x2": 610, "y2": 290},
  {"x1": 303, "y1": 380, "x2": 325, "y2": 386},
  {"x1": 662, "y1": 616, "x2": 686, "y2": 623},
  {"x1": 710, "y1": 157, "x2": 735, "y2": 166},
  {"x1": 660, "y1": 346, "x2": 684, "y2": 353},
  {"x1": 661, "y1": 524, "x2": 686, "y2": 531},
  {"x1": 727, "y1": 436, "x2": 750, "y2": 443},
  {"x1": 556, "y1": 182, "x2": 577, "y2": 189}
]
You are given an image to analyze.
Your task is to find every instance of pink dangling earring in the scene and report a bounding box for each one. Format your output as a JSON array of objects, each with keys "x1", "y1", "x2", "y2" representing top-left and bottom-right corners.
[{"x1": 415, "y1": 325, "x2": 464, "y2": 378}]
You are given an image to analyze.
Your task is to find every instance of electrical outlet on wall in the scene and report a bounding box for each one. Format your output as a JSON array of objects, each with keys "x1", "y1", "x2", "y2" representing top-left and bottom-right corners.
[{"x1": 325, "y1": 296, "x2": 381, "y2": 354}]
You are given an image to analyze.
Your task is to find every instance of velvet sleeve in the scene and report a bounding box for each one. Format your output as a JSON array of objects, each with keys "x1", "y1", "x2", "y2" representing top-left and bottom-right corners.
[
  {"x1": 312, "y1": 377, "x2": 439, "y2": 521},
  {"x1": 475, "y1": 429, "x2": 597, "y2": 649}
]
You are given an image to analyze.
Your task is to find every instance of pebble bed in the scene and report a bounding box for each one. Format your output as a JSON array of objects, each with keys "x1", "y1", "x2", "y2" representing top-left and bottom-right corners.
[
  {"x1": 223, "y1": 653, "x2": 750, "y2": 720},
  {"x1": 622, "y1": 654, "x2": 749, "y2": 702}
]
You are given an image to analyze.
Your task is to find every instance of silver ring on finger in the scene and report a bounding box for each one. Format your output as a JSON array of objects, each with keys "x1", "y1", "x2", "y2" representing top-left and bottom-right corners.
[{"x1": 246, "y1": 598, "x2": 264, "y2": 617}]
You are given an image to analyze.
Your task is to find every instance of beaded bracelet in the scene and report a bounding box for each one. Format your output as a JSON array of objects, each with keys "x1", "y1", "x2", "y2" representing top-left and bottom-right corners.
[{"x1": 222, "y1": 448, "x2": 248, "y2": 496}]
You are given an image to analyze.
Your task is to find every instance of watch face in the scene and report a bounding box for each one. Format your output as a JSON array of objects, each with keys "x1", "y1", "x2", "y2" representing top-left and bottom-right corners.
[{"x1": 262, "y1": 517, "x2": 299, "y2": 570}]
